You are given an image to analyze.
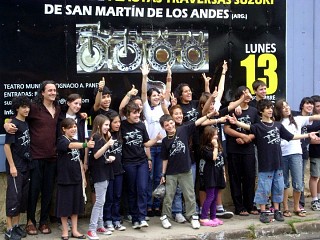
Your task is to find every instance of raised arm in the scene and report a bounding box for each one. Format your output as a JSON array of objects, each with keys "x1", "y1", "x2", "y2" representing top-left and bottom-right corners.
[
  {"x1": 202, "y1": 72, "x2": 211, "y2": 94},
  {"x1": 214, "y1": 60, "x2": 228, "y2": 111},
  {"x1": 201, "y1": 87, "x2": 217, "y2": 116},
  {"x1": 164, "y1": 63, "x2": 172, "y2": 101},
  {"x1": 93, "y1": 77, "x2": 105, "y2": 111},
  {"x1": 140, "y1": 63, "x2": 150, "y2": 103},
  {"x1": 227, "y1": 113, "x2": 250, "y2": 131},
  {"x1": 227, "y1": 90, "x2": 253, "y2": 112},
  {"x1": 119, "y1": 85, "x2": 138, "y2": 117}
]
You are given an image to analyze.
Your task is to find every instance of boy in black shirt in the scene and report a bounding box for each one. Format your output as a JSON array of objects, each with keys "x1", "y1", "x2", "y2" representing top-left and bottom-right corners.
[
  {"x1": 4, "y1": 96, "x2": 31, "y2": 240},
  {"x1": 159, "y1": 112, "x2": 213, "y2": 229},
  {"x1": 228, "y1": 99, "x2": 318, "y2": 223}
]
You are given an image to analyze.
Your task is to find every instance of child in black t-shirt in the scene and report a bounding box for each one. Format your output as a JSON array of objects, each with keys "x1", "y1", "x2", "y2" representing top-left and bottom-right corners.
[
  {"x1": 56, "y1": 118, "x2": 95, "y2": 240},
  {"x1": 4, "y1": 96, "x2": 31, "y2": 240},
  {"x1": 199, "y1": 126, "x2": 226, "y2": 227},
  {"x1": 159, "y1": 113, "x2": 213, "y2": 229},
  {"x1": 228, "y1": 99, "x2": 319, "y2": 224}
]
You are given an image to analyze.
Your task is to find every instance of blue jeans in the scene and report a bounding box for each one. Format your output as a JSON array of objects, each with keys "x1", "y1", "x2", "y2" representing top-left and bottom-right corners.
[
  {"x1": 254, "y1": 170, "x2": 284, "y2": 205},
  {"x1": 147, "y1": 146, "x2": 162, "y2": 210},
  {"x1": 103, "y1": 174, "x2": 123, "y2": 222},
  {"x1": 123, "y1": 161, "x2": 149, "y2": 223},
  {"x1": 172, "y1": 163, "x2": 197, "y2": 214},
  {"x1": 89, "y1": 180, "x2": 109, "y2": 231},
  {"x1": 281, "y1": 154, "x2": 303, "y2": 192}
]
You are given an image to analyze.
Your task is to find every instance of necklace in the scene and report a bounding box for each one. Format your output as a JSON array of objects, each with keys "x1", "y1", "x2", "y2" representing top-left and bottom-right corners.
[
  {"x1": 167, "y1": 132, "x2": 176, "y2": 139},
  {"x1": 260, "y1": 120, "x2": 274, "y2": 128}
]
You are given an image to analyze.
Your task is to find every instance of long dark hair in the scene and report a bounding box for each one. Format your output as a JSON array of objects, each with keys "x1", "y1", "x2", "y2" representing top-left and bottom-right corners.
[
  {"x1": 201, "y1": 126, "x2": 223, "y2": 152},
  {"x1": 107, "y1": 111, "x2": 122, "y2": 143},
  {"x1": 33, "y1": 80, "x2": 59, "y2": 107},
  {"x1": 274, "y1": 99, "x2": 298, "y2": 129}
]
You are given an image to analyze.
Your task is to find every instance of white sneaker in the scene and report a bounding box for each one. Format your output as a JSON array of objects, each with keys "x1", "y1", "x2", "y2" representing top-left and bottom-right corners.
[
  {"x1": 160, "y1": 215, "x2": 172, "y2": 229},
  {"x1": 114, "y1": 223, "x2": 126, "y2": 231},
  {"x1": 87, "y1": 230, "x2": 100, "y2": 240},
  {"x1": 191, "y1": 215, "x2": 200, "y2": 229},
  {"x1": 174, "y1": 213, "x2": 187, "y2": 223},
  {"x1": 104, "y1": 221, "x2": 115, "y2": 231},
  {"x1": 139, "y1": 220, "x2": 149, "y2": 227},
  {"x1": 96, "y1": 227, "x2": 112, "y2": 235},
  {"x1": 132, "y1": 222, "x2": 141, "y2": 229}
]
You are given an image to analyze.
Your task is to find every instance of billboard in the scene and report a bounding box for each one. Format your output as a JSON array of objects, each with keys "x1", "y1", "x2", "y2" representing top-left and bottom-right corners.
[{"x1": 0, "y1": 0, "x2": 286, "y2": 133}]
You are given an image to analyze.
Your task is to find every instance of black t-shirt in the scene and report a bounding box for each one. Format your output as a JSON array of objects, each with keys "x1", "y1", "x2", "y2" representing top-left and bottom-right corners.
[
  {"x1": 5, "y1": 118, "x2": 30, "y2": 173},
  {"x1": 90, "y1": 107, "x2": 118, "y2": 120},
  {"x1": 180, "y1": 100, "x2": 200, "y2": 123},
  {"x1": 161, "y1": 122, "x2": 195, "y2": 175},
  {"x1": 121, "y1": 120, "x2": 150, "y2": 164},
  {"x1": 56, "y1": 136, "x2": 82, "y2": 185},
  {"x1": 106, "y1": 131, "x2": 124, "y2": 175},
  {"x1": 202, "y1": 147, "x2": 226, "y2": 189},
  {"x1": 225, "y1": 107, "x2": 259, "y2": 154},
  {"x1": 250, "y1": 121, "x2": 293, "y2": 172},
  {"x1": 88, "y1": 134, "x2": 114, "y2": 183},
  {"x1": 307, "y1": 121, "x2": 320, "y2": 158}
]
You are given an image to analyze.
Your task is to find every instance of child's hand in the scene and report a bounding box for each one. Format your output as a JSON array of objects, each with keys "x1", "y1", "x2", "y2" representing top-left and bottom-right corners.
[
  {"x1": 156, "y1": 132, "x2": 163, "y2": 141},
  {"x1": 219, "y1": 115, "x2": 228, "y2": 123},
  {"x1": 227, "y1": 113, "x2": 238, "y2": 124},
  {"x1": 140, "y1": 63, "x2": 150, "y2": 76},
  {"x1": 202, "y1": 73, "x2": 211, "y2": 84},
  {"x1": 211, "y1": 138, "x2": 218, "y2": 147},
  {"x1": 127, "y1": 84, "x2": 138, "y2": 97},
  {"x1": 107, "y1": 138, "x2": 115, "y2": 147},
  {"x1": 170, "y1": 92, "x2": 177, "y2": 106},
  {"x1": 160, "y1": 176, "x2": 166, "y2": 184},
  {"x1": 10, "y1": 166, "x2": 18, "y2": 177},
  {"x1": 87, "y1": 139, "x2": 95, "y2": 148},
  {"x1": 98, "y1": 77, "x2": 105, "y2": 91},
  {"x1": 222, "y1": 60, "x2": 228, "y2": 74}
]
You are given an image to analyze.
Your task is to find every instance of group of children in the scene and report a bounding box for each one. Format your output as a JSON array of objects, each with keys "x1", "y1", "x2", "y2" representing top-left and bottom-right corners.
[{"x1": 4, "y1": 62, "x2": 320, "y2": 240}]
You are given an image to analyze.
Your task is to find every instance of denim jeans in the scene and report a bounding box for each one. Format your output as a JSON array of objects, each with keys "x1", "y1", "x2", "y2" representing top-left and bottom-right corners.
[
  {"x1": 300, "y1": 158, "x2": 308, "y2": 206},
  {"x1": 254, "y1": 170, "x2": 284, "y2": 205},
  {"x1": 123, "y1": 161, "x2": 149, "y2": 223},
  {"x1": 147, "y1": 146, "x2": 162, "y2": 210},
  {"x1": 103, "y1": 174, "x2": 123, "y2": 222},
  {"x1": 281, "y1": 154, "x2": 303, "y2": 192},
  {"x1": 89, "y1": 180, "x2": 109, "y2": 231}
]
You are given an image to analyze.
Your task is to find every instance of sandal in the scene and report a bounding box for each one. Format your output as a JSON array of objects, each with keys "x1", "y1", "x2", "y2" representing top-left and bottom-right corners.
[
  {"x1": 239, "y1": 210, "x2": 249, "y2": 216},
  {"x1": 38, "y1": 224, "x2": 52, "y2": 234},
  {"x1": 61, "y1": 236, "x2": 69, "y2": 240},
  {"x1": 250, "y1": 210, "x2": 259, "y2": 215},
  {"x1": 293, "y1": 211, "x2": 306, "y2": 217},
  {"x1": 25, "y1": 223, "x2": 38, "y2": 235},
  {"x1": 283, "y1": 210, "x2": 292, "y2": 217}
]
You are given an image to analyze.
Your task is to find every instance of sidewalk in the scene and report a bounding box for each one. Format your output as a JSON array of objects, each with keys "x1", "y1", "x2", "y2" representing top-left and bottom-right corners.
[{"x1": 16, "y1": 197, "x2": 320, "y2": 240}]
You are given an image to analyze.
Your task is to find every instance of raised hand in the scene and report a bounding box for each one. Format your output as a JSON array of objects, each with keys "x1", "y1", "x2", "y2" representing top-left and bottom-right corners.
[
  {"x1": 222, "y1": 60, "x2": 228, "y2": 74},
  {"x1": 87, "y1": 138, "x2": 95, "y2": 148},
  {"x1": 98, "y1": 77, "x2": 105, "y2": 91},
  {"x1": 128, "y1": 84, "x2": 138, "y2": 97},
  {"x1": 202, "y1": 73, "x2": 211, "y2": 85},
  {"x1": 140, "y1": 63, "x2": 150, "y2": 76},
  {"x1": 170, "y1": 92, "x2": 177, "y2": 106}
]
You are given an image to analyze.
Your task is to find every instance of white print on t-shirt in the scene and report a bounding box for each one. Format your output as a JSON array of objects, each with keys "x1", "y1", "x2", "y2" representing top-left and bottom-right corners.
[
  {"x1": 215, "y1": 154, "x2": 224, "y2": 168},
  {"x1": 69, "y1": 149, "x2": 80, "y2": 162},
  {"x1": 124, "y1": 129, "x2": 142, "y2": 146},
  {"x1": 18, "y1": 129, "x2": 30, "y2": 147},
  {"x1": 263, "y1": 127, "x2": 280, "y2": 144},
  {"x1": 236, "y1": 115, "x2": 252, "y2": 132},
  {"x1": 185, "y1": 108, "x2": 198, "y2": 122},
  {"x1": 106, "y1": 140, "x2": 122, "y2": 155},
  {"x1": 169, "y1": 136, "x2": 186, "y2": 156}
]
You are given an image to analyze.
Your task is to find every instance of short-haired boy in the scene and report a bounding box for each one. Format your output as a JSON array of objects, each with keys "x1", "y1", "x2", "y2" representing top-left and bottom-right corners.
[
  {"x1": 4, "y1": 96, "x2": 31, "y2": 240},
  {"x1": 159, "y1": 113, "x2": 213, "y2": 229},
  {"x1": 228, "y1": 99, "x2": 319, "y2": 223}
]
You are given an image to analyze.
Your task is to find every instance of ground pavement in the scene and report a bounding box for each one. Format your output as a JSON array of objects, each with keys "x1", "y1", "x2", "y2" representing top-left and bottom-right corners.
[{"x1": 10, "y1": 197, "x2": 320, "y2": 240}]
